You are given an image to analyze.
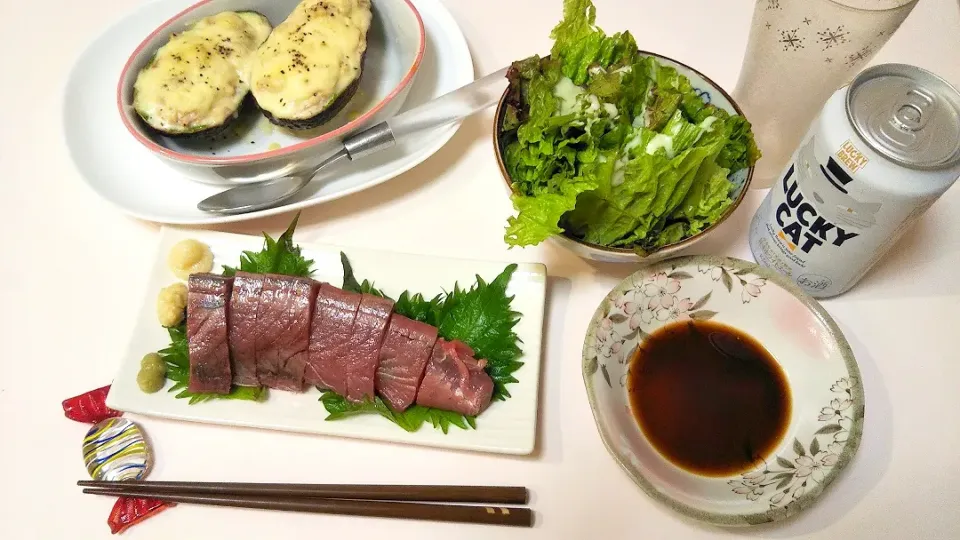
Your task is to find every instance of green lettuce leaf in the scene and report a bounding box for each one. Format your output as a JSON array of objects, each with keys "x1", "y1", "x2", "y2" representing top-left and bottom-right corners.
[
  {"x1": 549, "y1": 0, "x2": 638, "y2": 85},
  {"x1": 505, "y1": 177, "x2": 596, "y2": 247},
  {"x1": 663, "y1": 110, "x2": 706, "y2": 154},
  {"x1": 653, "y1": 222, "x2": 687, "y2": 247},
  {"x1": 716, "y1": 114, "x2": 762, "y2": 171},
  {"x1": 646, "y1": 87, "x2": 682, "y2": 132},
  {"x1": 668, "y1": 159, "x2": 735, "y2": 237}
]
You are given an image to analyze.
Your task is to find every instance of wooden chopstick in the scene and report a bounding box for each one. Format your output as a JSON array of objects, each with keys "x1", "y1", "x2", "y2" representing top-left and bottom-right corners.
[
  {"x1": 77, "y1": 480, "x2": 528, "y2": 505},
  {"x1": 82, "y1": 488, "x2": 533, "y2": 527}
]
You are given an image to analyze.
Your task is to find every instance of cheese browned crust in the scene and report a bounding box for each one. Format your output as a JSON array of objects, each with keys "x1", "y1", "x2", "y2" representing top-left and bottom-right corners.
[
  {"x1": 133, "y1": 12, "x2": 272, "y2": 135},
  {"x1": 251, "y1": 0, "x2": 371, "y2": 125}
]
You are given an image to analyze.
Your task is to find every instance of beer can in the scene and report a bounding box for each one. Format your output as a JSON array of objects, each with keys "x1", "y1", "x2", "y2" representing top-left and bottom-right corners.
[{"x1": 749, "y1": 63, "x2": 960, "y2": 298}]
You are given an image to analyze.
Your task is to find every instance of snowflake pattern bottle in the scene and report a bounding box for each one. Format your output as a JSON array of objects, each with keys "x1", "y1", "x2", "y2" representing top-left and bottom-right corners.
[{"x1": 731, "y1": 0, "x2": 919, "y2": 189}]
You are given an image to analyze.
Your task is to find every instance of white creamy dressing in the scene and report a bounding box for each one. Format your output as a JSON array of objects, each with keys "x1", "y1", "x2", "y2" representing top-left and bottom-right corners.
[
  {"x1": 585, "y1": 94, "x2": 601, "y2": 114},
  {"x1": 252, "y1": 0, "x2": 372, "y2": 120},
  {"x1": 623, "y1": 130, "x2": 644, "y2": 154},
  {"x1": 133, "y1": 12, "x2": 272, "y2": 133},
  {"x1": 612, "y1": 130, "x2": 642, "y2": 186},
  {"x1": 553, "y1": 76, "x2": 622, "y2": 126},
  {"x1": 611, "y1": 159, "x2": 628, "y2": 187},
  {"x1": 609, "y1": 129, "x2": 678, "y2": 186},
  {"x1": 645, "y1": 133, "x2": 675, "y2": 157},
  {"x1": 553, "y1": 77, "x2": 584, "y2": 116}
]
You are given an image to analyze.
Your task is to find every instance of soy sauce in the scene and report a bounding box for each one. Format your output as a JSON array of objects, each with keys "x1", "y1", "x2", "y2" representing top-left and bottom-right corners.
[{"x1": 627, "y1": 320, "x2": 791, "y2": 477}]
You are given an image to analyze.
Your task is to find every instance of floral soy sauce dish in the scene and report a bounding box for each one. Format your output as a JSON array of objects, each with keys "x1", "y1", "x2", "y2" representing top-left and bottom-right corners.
[{"x1": 582, "y1": 255, "x2": 864, "y2": 526}]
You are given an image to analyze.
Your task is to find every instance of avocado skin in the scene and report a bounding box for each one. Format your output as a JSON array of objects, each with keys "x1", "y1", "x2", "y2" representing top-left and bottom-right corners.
[
  {"x1": 259, "y1": 75, "x2": 363, "y2": 130},
  {"x1": 136, "y1": 94, "x2": 255, "y2": 139}
]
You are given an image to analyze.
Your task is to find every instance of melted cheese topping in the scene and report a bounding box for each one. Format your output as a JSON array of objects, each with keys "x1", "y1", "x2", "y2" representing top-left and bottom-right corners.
[
  {"x1": 251, "y1": 0, "x2": 372, "y2": 120},
  {"x1": 133, "y1": 12, "x2": 272, "y2": 134}
]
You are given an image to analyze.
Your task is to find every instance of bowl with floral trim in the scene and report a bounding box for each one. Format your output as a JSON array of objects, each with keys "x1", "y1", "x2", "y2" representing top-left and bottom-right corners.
[{"x1": 582, "y1": 254, "x2": 864, "y2": 526}]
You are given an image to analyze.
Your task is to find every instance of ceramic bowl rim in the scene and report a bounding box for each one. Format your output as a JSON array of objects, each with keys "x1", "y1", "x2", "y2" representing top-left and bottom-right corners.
[
  {"x1": 492, "y1": 49, "x2": 755, "y2": 257},
  {"x1": 580, "y1": 254, "x2": 865, "y2": 526},
  {"x1": 115, "y1": 0, "x2": 426, "y2": 166}
]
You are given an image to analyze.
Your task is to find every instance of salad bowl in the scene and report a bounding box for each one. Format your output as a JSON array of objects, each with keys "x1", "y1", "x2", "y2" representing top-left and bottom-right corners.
[
  {"x1": 582, "y1": 255, "x2": 864, "y2": 525},
  {"x1": 493, "y1": 50, "x2": 755, "y2": 264}
]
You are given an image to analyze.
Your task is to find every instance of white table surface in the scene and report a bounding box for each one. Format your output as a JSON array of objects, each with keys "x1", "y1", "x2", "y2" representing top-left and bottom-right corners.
[{"x1": 2, "y1": 0, "x2": 959, "y2": 538}]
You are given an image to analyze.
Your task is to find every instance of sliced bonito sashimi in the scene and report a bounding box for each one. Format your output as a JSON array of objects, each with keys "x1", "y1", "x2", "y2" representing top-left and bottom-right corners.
[
  {"x1": 375, "y1": 316, "x2": 439, "y2": 412},
  {"x1": 253, "y1": 275, "x2": 320, "y2": 391},
  {"x1": 305, "y1": 285, "x2": 362, "y2": 394},
  {"x1": 186, "y1": 274, "x2": 234, "y2": 394},
  {"x1": 228, "y1": 272, "x2": 264, "y2": 387},
  {"x1": 416, "y1": 339, "x2": 495, "y2": 417},
  {"x1": 342, "y1": 294, "x2": 394, "y2": 403}
]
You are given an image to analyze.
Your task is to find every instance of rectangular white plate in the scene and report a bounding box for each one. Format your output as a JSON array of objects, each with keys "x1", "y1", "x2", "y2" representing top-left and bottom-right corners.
[{"x1": 106, "y1": 227, "x2": 546, "y2": 455}]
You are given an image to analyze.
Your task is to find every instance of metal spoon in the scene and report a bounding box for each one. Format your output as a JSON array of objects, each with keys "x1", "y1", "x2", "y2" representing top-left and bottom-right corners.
[{"x1": 197, "y1": 67, "x2": 510, "y2": 215}]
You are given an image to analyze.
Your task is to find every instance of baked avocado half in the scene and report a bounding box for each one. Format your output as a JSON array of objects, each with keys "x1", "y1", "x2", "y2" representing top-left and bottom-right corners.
[
  {"x1": 251, "y1": 0, "x2": 372, "y2": 129},
  {"x1": 132, "y1": 11, "x2": 273, "y2": 137}
]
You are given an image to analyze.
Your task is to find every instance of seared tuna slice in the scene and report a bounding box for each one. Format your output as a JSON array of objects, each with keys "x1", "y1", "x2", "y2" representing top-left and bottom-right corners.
[
  {"x1": 415, "y1": 339, "x2": 494, "y2": 416},
  {"x1": 375, "y1": 315, "x2": 438, "y2": 412},
  {"x1": 343, "y1": 294, "x2": 395, "y2": 403},
  {"x1": 187, "y1": 274, "x2": 234, "y2": 394},
  {"x1": 227, "y1": 272, "x2": 264, "y2": 387},
  {"x1": 305, "y1": 285, "x2": 363, "y2": 393},
  {"x1": 254, "y1": 274, "x2": 320, "y2": 391}
]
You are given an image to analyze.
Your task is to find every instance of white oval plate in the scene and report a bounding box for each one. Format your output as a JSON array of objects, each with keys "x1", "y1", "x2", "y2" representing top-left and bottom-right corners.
[
  {"x1": 582, "y1": 255, "x2": 864, "y2": 526},
  {"x1": 62, "y1": 0, "x2": 473, "y2": 225},
  {"x1": 105, "y1": 227, "x2": 546, "y2": 455}
]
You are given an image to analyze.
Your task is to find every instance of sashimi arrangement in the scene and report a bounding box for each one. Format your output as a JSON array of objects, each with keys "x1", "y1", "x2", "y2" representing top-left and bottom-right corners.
[{"x1": 147, "y1": 214, "x2": 524, "y2": 433}]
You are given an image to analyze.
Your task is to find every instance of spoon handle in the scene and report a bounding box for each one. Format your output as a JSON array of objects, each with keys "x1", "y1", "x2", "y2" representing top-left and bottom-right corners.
[
  {"x1": 385, "y1": 66, "x2": 509, "y2": 140},
  {"x1": 339, "y1": 67, "x2": 510, "y2": 162}
]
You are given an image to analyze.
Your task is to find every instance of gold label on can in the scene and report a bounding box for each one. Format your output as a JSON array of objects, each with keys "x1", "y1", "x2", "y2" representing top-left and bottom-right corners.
[{"x1": 836, "y1": 140, "x2": 870, "y2": 173}]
